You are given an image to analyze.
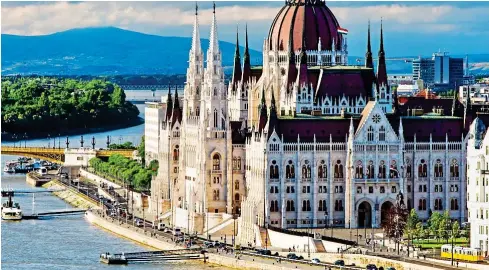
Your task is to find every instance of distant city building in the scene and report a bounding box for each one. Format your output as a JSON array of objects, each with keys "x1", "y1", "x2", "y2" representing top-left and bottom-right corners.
[
  {"x1": 144, "y1": 101, "x2": 165, "y2": 166},
  {"x1": 388, "y1": 74, "x2": 414, "y2": 87},
  {"x1": 412, "y1": 51, "x2": 464, "y2": 90},
  {"x1": 459, "y1": 84, "x2": 489, "y2": 104},
  {"x1": 396, "y1": 84, "x2": 419, "y2": 97}
]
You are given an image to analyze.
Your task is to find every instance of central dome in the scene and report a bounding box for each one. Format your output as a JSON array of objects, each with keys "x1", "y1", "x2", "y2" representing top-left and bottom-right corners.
[{"x1": 267, "y1": 0, "x2": 344, "y2": 52}]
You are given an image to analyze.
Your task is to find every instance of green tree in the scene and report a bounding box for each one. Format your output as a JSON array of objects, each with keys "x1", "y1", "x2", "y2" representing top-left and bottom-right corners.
[
  {"x1": 138, "y1": 135, "x2": 145, "y2": 163},
  {"x1": 452, "y1": 220, "x2": 460, "y2": 240},
  {"x1": 428, "y1": 212, "x2": 441, "y2": 240}
]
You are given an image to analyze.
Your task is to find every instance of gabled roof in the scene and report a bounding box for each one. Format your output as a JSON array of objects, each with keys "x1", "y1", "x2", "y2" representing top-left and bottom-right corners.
[{"x1": 355, "y1": 101, "x2": 376, "y2": 135}]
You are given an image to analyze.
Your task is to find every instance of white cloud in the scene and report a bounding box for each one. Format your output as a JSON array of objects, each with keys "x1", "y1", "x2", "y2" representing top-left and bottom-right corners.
[{"x1": 1, "y1": 1, "x2": 488, "y2": 36}]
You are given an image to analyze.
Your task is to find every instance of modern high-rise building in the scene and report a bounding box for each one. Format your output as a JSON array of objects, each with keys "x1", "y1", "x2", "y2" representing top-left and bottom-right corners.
[{"x1": 412, "y1": 51, "x2": 464, "y2": 90}]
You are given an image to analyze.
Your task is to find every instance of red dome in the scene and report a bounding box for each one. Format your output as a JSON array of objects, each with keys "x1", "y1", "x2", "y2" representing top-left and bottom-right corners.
[{"x1": 268, "y1": 0, "x2": 343, "y2": 52}]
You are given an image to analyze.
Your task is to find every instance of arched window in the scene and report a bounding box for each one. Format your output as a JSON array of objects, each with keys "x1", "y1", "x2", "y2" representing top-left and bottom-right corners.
[
  {"x1": 334, "y1": 160, "x2": 343, "y2": 178},
  {"x1": 270, "y1": 200, "x2": 279, "y2": 212},
  {"x1": 406, "y1": 159, "x2": 412, "y2": 178},
  {"x1": 213, "y1": 154, "x2": 221, "y2": 170},
  {"x1": 435, "y1": 198, "x2": 443, "y2": 210},
  {"x1": 355, "y1": 161, "x2": 364, "y2": 178},
  {"x1": 302, "y1": 200, "x2": 311, "y2": 211},
  {"x1": 334, "y1": 200, "x2": 344, "y2": 211},
  {"x1": 286, "y1": 200, "x2": 295, "y2": 211},
  {"x1": 173, "y1": 145, "x2": 180, "y2": 161},
  {"x1": 213, "y1": 87, "x2": 217, "y2": 96},
  {"x1": 302, "y1": 160, "x2": 311, "y2": 178},
  {"x1": 357, "y1": 186, "x2": 362, "y2": 194},
  {"x1": 213, "y1": 109, "x2": 218, "y2": 128},
  {"x1": 196, "y1": 86, "x2": 200, "y2": 95},
  {"x1": 318, "y1": 200, "x2": 327, "y2": 211},
  {"x1": 318, "y1": 160, "x2": 327, "y2": 178},
  {"x1": 418, "y1": 159, "x2": 427, "y2": 177},
  {"x1": 270, "y1": 160, "x2": 279, "y2": 179},
  {"x1": 378, "y1": 161, "x2": 386, "y2": 179},
  {"x1": 379, "y1": 126, "x2": 386, "y2": 141},
  {"x1": 286, "y1": 160, "x2": 295, "y2": 179},
  {"x1": 418, "y1": 199, "x2": 427, "y2": 210},
  {"x1": 235, "y1": 181, "x2": 239, "y2": 190},
  {"x1": 235, "y1": 193, "x2": 240, "y2": 202},
  {"x1": 450, "y1": 159, "x2": 459, "y2": 177},
  {"x1": 434, "y1": 159, "x2": 443, "y2": 177},
  {"x1": 367, "y1": 161, "x2": 375, "y2": 179},
  {"x1": 367, "y1": 126, "x2": 374, "y2": 141},
  {"x1": 213, "y1": 189, "x2": 220, "y2": 201},
  {"x1": 450, "y1": 198, "x2": 459, "y2": 210},
  {"x1": 390, "y1": 160, "x2": 398, "y2": 178},
  {"x1": 237, "y1": 157, "x2": 241, "y2": 170}
]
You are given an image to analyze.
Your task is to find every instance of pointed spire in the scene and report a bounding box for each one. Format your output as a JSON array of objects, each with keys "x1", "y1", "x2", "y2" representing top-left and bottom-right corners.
[
  {"x1": 231, "y1": 25, "x2": 242, "y2": 91},
  {"x1": 171, "y1": 85, "x2": 182, "y2": 125},
  {"x1": 173, "y1": 84, "x2": 180, "y2": 109},
  {"x1": 258, "y1": 86, "x2": 268, "y2": 133},
  {"x1": 209, "y1": 1, "x2": 219, "y2": 53},
  {"x1": 166, "y1": 83, "x2": 173, "y2": 120},
  {"x1": 287, "y1": 38, "x2": 298, "y2": 90},
  {"x1": 452, "y1": 82, "x2": 458, "y2": 116},
  {"x1": 365, "y1": 20, "x2": 373, "y2": 69},
  {"x1": 376, "y1": 18, "x2": 388, "y2": 91},
  {"x1": 190, "y1": 2, "x2": 202, "y2": 57},
  {"x1": 241, "y1": 24, "x2": 251, "y2": 85}
]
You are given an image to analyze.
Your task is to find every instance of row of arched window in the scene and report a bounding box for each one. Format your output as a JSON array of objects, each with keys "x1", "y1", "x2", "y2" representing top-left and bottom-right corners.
[
  {"x1": 273, "y1": 160, "x2": 343, "y2": 179},
  {"x1": 281, "y1": 200, "x2": 343, "y2": 212},
  {"x1": 417, "y1": 198, "x2": 459, "y2": 211},
  {"x1": 367, "y1": 126, "x2": 386, "y2": 142},
  {"x1": 416, "y1": 159, "x2": 460, "y2": 178}
]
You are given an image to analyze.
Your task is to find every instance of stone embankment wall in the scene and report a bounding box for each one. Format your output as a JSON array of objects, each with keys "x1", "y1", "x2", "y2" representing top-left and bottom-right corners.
[{"x1": 43, "y1": 180, "x2": 99, "y2": 209}]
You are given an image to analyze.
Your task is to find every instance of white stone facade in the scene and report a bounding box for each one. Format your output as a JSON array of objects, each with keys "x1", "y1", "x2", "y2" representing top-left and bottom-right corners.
[{"x1": 144, "y1": 102, "x2": 164, "y2": 165}]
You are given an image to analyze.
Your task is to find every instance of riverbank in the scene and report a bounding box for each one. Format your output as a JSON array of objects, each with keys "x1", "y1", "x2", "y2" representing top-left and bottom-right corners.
[
  {"x1": 1, "y1": 117, "x2": 144, "y2": 142},
  {"x1": 43, "y1": 179, "x2": 100, "y2": 209}
]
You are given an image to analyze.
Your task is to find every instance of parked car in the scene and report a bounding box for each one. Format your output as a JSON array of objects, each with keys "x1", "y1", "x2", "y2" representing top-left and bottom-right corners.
[
  {"x1": 334, "y1": 259, "x2": 345, "y2": 266},
  {"x1": 366, "y1": 264, "x2": 378, "y2": 270},
  {"x1": 311, "y1": 258, "x2": 321, "y2": 264},
  {"x1": 164, "y1": 227, "x2": 172, "y2": 233},
  {"x1": 204, "y1": 241, "x2": 215, "y2": 248},
  {"x1": 386, "y1": 267, "x2": 396, "y2": 270},
  {"x1": 135, "y1": 219, "x2": 144, "y2": 227},
  {"x1": 287, "y1": 253, "x2": 298, "y2": 259},
  {"x1": 262, "y1": 249, "x2": 272, "y2": 256},
  {"x1": 297, "y1": 255, "x2": 304, "y2": 260},
  {"x1": 152, "y1": 222, "x2": 165, "y2": 231}
]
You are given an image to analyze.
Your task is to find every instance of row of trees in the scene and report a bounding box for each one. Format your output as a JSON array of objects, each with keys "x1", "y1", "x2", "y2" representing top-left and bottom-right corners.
[
  {"x1": 89, "y1": 154, "x2": 155, "y2": 191},
  {"x1": 404, "y1": 209, "x2": 464, "y2": 243},
  {"x1": 1, "y1": 77, "x2": 139, "y2": 133},
  {"x1": 108, "y1": 141, "x2": 136, "y2": 150}
]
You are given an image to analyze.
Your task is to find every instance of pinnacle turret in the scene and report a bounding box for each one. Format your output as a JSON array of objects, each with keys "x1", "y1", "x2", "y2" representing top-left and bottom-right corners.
[
  {"x1": 241, "y1": 24, "x2": 251, "y2": 86},
  {"x1": 365, "y1": 20, "x2": 373, "y2": 69},
  {"x1": 209, "y1": 2, "x2": 219, "y2": 53}
]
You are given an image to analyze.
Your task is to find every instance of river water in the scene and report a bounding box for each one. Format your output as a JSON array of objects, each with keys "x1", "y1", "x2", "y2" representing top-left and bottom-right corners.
[{"x1": 1, "y1": 104, "x2": 224, "y2": 269}]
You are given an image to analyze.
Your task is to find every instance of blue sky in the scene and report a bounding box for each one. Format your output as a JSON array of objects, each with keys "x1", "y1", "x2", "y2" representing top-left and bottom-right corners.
[{"x1": 2, "y1": 1, "x2": 489, "y2": 57}]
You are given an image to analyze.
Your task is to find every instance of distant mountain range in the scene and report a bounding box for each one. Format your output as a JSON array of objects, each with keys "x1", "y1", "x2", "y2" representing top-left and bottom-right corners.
[{"x1": 2, "y1": 27, "x2": 489, "y2": 76}]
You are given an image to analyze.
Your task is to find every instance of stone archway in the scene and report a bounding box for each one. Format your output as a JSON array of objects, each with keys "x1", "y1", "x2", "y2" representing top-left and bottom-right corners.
[
  {"x1": 358, "y1": 201, "x2": 372, "y2": 228},
  {"x1": 381, "y1": 201, "x2": 394, "y2": 226}
]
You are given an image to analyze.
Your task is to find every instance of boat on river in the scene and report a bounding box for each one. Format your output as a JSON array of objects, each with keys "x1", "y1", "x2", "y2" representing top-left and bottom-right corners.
[{"x1": 1, "y1": 195, "x2": 22, "y2": 220}]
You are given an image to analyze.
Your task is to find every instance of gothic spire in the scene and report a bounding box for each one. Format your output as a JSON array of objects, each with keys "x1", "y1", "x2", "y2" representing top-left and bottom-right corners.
[
  {"x1": 452, "y1": 82, "x2": 458, "y2": 116},
  {"x1": 173, "y1": 84, "x2": 180, "y2": 109},
  {"x1": 267, "y1": 90, "x2": 278, "y2": 137},
  {"x1": 166, "y1": 83, "x2": 173, "y2": 120},
  {"x1": 209, "y1": 1, "x2": 219, "y2": 53},
  {"x1": 365, "y1": 20, "x2": 373, "y2": 69},
  {"x1": 241, "y1": 24, "x2": 251, "y2": 85},
  {"x1": 376, "y1": 18, "x2": 388, "y2": 90},
  {"x1": 258, "y1": 86, "x2": 268, "y2": 133},
  {"x1": 171, "y1": 84, "x2": 182, "y2": 125},
  {"x1": 287, "y1": 38, "x2": 298, "y2": 89},
  {"x1": 190, "y1": 2, "x2": 202, "y2": 57},
  {"x1": 231, "y1": 25, "x2": 242, "y2": 91}
]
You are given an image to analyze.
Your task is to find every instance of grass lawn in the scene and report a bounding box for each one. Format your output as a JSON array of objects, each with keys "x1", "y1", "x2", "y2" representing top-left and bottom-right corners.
[{"x1": 411, "y1": 238, "x2": 469, "y2": 249}]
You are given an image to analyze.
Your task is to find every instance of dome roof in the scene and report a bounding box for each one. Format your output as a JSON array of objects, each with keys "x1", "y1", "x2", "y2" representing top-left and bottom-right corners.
[
  {"x1": 267, "y1": 0, "x2": 344, "y2": 52},
  {"x1": 469, "y1": 117, "x2": 486, "y2": 148}
]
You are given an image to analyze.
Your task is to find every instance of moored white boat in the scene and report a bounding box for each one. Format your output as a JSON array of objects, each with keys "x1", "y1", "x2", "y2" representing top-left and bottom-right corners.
[{"x1": 1, "y1": 196, "x2": 22, "y2": 220}]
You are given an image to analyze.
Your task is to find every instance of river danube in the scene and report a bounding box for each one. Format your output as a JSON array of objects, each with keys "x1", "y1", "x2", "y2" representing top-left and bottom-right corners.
[{"x1": 1, "y1": 104, "x2": 224, "y2": 269}]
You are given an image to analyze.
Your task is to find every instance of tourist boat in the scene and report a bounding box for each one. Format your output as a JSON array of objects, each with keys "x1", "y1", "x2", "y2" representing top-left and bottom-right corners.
[{"x1": 1, "y1": 195, "x2": 22, "y2": 220}]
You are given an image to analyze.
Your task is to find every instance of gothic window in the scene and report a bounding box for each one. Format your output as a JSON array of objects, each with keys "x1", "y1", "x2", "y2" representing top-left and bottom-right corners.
[
  {"x1": 235, "y1": 193, "x2": 240, "y2": 202},
  {"x1": 380, "y1": 186, "x2": 385, "y2": 193},
  {"x1": 378, "y1": 161, "x2": 386, "y2": 179},
  {"x1": 450, "y1": 198, "x2": 459, "y2": 210},
  {"x1": 418, "y1": 159, "x2": 427, "y2": 177},
  {"x1": 302, "y1": 160, "x2": 311, "y2": 178},
  {"x1": 213, "y1": 109, "x2": 218, "y2": 128},
  {"x1": 369, "y1": 186, "x2": 374, "y2": 193},
  {"x1": 391, "y1": 186, "x2": 397, "y2": 193},
  {"x1": 270, "y1": 160, "x2": 279, "y2": 178},
  {"x1": 406, "y1": 161, "x2": 412, "y2": 178},
  {"x1": 355, "y1": 161, "x2": 364, "y2": 178},
  {"x1": 318, "y1": 160, "x2": 327, "y2": 178},
  {"x1": 235, "y1": 181, "x2": 239, "y2": 190},
  {"x1": 237, "y1": 157, "x2": 241, "y2": 170},
  {"x1": 390, "y1": 160, "x2": 399, "y2": 178},
  {"x1": 286, "y1": 160, "x2": 295, "y2": 179},
  {"x1": 334, "y1": 160, "x2": 343, "y2": 178},
  {"x1": 196, "y1": 87, "x2": 200, "y2": 95},
  {"x1": 213, "y1": 154, "x2": 221, "y2": 170},
  {"x1": 434, "y1": 198, "x2": 443, "y2": 210},
  {"x1": 450, "y1": 159, "x2": 459, "y2": 177},
  {"x1": 173, "y1": 145, "x2": 180, "y2": 161},
  {"x1": 286, "y1": 200, "x2": 295, "y2": 211},
  {"x1": 212, "y1": 176, "x2": 220, "y2": 184},
  {"x1": 302, "y1": 200, "x2": 311, "y2": 211},
  {"x1": 213, "y1": 189, "x2": 220, "y2": 201},
  {"x1": 418, "y1": 199, "x2": 427, "y2": 210},
  {"x1": 334, "y1": 200, "x2": 344, "y2": 211},
  {"x1": 270, "y1": 200, "x2": 278, "y2": 212},
  {"x1": 434, "y1": 159, "x2": 443, "y2": 177},
  {"x1": 379, "y1": 126, "x2": 386, "y2": 141},
  {"x1": 357, "y1": 187, "x2": 362, "y2": 194},
  {"x1": 367, "y1": 126, "x2": 374, "y2": 141},
  {"x1": 318, "y1": 200, "x2": 327, "y2": 211},
  {"x1": 196, "y1": 106, "x2": 200, "y2": 116},
  {"x1": 367, "y1": 160, "x2": 375, "y2": 179}
]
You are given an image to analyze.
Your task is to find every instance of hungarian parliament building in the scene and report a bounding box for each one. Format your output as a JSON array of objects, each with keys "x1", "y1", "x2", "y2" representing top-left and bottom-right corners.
[{"x1": 146, "y1": 0, "x2": 485, "y2": 248}]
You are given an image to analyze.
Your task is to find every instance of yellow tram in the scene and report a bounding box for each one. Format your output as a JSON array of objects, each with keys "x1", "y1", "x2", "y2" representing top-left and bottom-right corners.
[{"x1": 440, "y1": 245, "x2": 485, "y2": 262}]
